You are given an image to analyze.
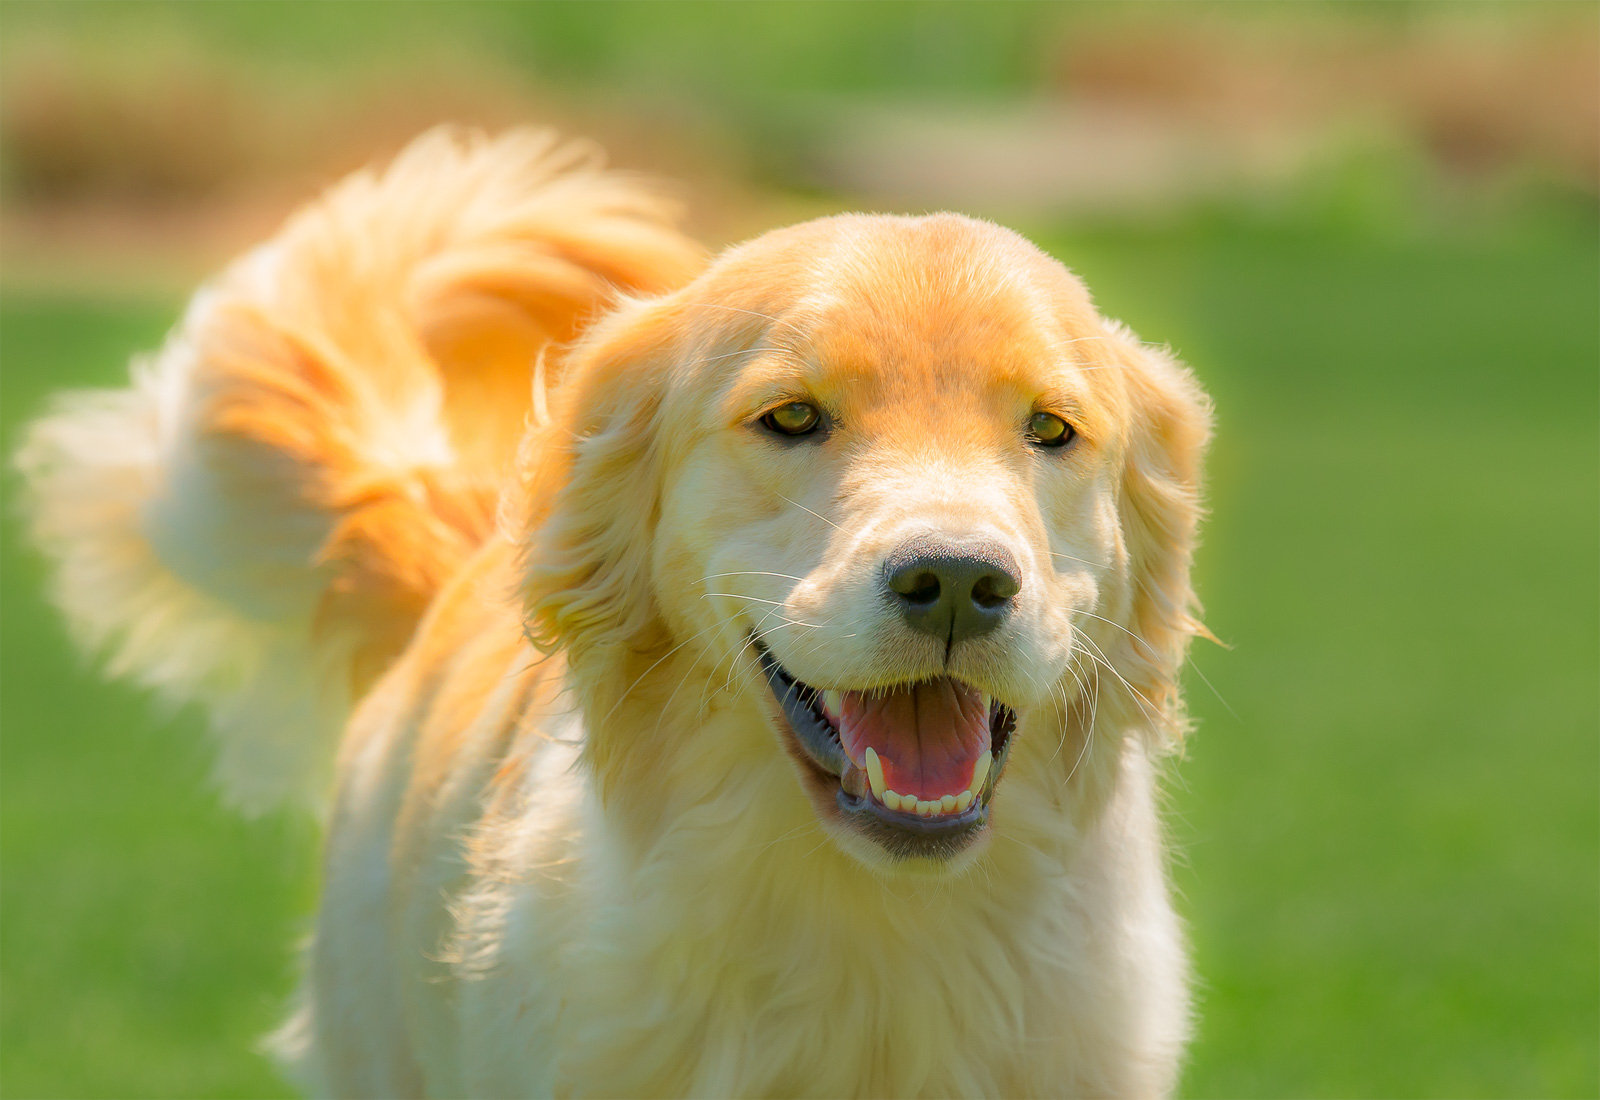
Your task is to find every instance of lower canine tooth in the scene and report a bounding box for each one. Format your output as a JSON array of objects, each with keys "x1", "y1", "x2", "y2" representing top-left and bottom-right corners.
[
  {"x1": 954, "y1": 790, "x2": 973, "y2": 812},
  {"x1": 863, "y1": 747, "x2": 886, "y2": 802},
  {"x1": 967, "y1": 750, "x2": 993, "y2": 797},
  {"x1": 840, "y1": 763, "x2": 866, "y2": 798},
  {"x1": 940, "y1": 794, "x2": 955, "y2": 813}
]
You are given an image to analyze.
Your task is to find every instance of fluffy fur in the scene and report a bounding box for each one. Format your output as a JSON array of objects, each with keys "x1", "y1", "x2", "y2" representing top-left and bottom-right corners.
[{"x1": 18, "y1": 127, "x2": 1212, "y2": 1097}]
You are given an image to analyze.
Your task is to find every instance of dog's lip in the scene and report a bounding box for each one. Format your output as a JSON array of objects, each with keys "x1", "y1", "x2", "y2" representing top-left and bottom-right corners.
[
  {"x1": 754, "y1": 642, "x2": 851, "y2": 776},
  {"x1": 752, "y1": 639, "x2": 1017, "y2": 846}
]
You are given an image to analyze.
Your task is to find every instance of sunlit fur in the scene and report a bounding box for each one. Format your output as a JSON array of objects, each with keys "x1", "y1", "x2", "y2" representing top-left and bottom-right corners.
[{"x1": 18, "y1": 128, "x2": 1212, "y2": 1097}]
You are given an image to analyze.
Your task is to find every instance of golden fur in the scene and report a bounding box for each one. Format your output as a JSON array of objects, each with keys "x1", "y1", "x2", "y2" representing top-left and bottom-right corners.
[{"x1": 19, "y1": 128, "x2": 1212, "y2": 1097}]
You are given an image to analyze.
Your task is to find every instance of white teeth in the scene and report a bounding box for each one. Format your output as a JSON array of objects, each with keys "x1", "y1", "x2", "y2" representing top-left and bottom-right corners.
[
  {"x1": 863, "y1": 747, "x2": 886, "y2": 802},
  {"x1": 980, "y1": 692, "x2": 992, "y2": 714},
  {"x1": 822, "y1": 690, "x2": 843, "y2": 718},
  {"x1": 871, "y1": 750, "x2": 993, "y2": 816},
  {"x1": 967, "y1": 750, "x2": 993, "y2": 797}
]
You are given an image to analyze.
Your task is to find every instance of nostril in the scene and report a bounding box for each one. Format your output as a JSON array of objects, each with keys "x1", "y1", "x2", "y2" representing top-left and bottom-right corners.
[
  {"x1": 889, "y1": 568, "x2": 942, "y2": 605},
  {"x1": 971, "y1": 573, "x2": 1017, "y2": 609}
]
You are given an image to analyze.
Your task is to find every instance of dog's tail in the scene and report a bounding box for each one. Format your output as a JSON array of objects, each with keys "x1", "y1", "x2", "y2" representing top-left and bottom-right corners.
[{"x1": 15, "y1": 128, "x2": 703, "y2": 812}]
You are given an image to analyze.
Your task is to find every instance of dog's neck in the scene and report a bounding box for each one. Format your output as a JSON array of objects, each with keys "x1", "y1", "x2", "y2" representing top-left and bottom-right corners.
[{"x1": 540, "y1": 643, "x2": 1160, "y2": 1095}]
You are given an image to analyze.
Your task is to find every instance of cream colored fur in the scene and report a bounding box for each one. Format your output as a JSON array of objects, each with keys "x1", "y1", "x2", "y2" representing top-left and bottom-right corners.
[{"x1": 18, "y1": 128, "x2": 1211, "y2": 1098}]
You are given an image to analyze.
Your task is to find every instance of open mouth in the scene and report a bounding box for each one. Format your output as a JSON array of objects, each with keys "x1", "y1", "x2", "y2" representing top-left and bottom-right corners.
[{"x1": 755, "y1": 642, "x2": 1017, "y2": 859}]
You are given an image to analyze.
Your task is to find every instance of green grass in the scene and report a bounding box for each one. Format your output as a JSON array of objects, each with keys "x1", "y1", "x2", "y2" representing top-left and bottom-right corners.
[
  {"x1": 2, "y1": 224, "x2": 1596, "y2": 1098},
  {"x1": 1041, "y1": 224, "x2": 1600, "y2": 1098}
]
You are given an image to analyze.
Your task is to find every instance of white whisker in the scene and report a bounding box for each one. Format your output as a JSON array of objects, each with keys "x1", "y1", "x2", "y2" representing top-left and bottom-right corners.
[
  {"x1": 681, "y1": 302, "x2": 782, "y2": 324},
  {"x1": 776, "y1": 493, "x2": 843, "y2": 533}
]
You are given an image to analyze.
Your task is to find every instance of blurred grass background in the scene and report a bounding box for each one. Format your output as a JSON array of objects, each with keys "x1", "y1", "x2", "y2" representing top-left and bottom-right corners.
[{"x1": 1, "y1": 3, "x2": 1596, "y2": 1097}]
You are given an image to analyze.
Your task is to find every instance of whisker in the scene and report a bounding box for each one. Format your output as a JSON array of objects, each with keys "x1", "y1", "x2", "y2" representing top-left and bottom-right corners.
[
  {"x1": 681, "y1": 302, "x2": 782, "y2": 324},
  {"x1": 1076, "y1": 635, "x2": 1176, "y2": 733},
  {"x1": 1052, "y1": 661, "x2": 1088, "y2": 768},
  {"x1": 1184, "y1": 656, "x2": 1240, "y2": 723},
  {"x1": 1046, "y1": 550, "x2": 1108, "y2": 569},
  {"x1": 751, "y1": 820, "x2": 818, "y2": 857},
  {"x1": 674, "y1": 348, "x2": 767, "y2": 371},
  {"x1": 702, "y1": 591, "x2": 789, "y2": 607},
  {"x1": 723, "y1": 608, "x2": 786, "y2": 696},
  {"x1": 1073, "y1": 606, "x2": 1237, "y2": 720},
  {"x1": 653, "y1": 635, "x2": 724, "y2": 739},
  {"x1": 701, "y1": 570, "x2": 806, "y2": 584},
  {"x1": 998, "y1": 832, "x2": 1053, "y2": 864},
  {"x1": 1062, "y1": 644, "x2": 1098, "y2": 786},
  {"x1": 1072, "y1": 608, "x2": 1159, "y2": 656},
  {"x1": 598, "y1": 618, "x2": 732, "y2": 728},
  {"x1": 776, "y1": 493, "x2": 843, "y2": 533}
]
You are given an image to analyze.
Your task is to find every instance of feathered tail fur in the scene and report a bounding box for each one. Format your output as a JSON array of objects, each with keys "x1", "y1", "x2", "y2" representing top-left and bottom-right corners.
[{"x1": 15, "y1": 128, "x2": 704, "y2": 811}]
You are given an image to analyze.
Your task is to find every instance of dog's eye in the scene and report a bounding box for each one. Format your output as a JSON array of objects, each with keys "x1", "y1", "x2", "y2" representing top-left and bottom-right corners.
[
  {"x1": 762, "y1": 401, "x2": 822, "y2": 437},
  {"x1": 1028, "y1": 411, "x2": 1075, "y2": 448}
]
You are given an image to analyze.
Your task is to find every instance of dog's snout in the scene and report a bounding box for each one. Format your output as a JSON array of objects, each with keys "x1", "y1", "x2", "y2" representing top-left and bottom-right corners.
[{"x1": 883, "y1": 536, "x2": 1021, "y2": 645}]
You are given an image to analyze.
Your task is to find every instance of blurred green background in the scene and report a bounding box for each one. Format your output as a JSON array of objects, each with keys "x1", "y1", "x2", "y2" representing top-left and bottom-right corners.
[{"x1": 2, "y1": 3, "x2": 1596, "y2": 1098}]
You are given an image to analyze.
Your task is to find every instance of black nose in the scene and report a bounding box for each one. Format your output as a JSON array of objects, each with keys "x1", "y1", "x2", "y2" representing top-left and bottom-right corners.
[{"x1": 883, "y1": 535, "x2": 1021, "y2": 646}]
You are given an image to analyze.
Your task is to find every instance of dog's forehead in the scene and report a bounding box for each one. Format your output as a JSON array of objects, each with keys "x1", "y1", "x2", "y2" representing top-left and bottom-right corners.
[
  {"x1": 786, "y1": 214, "x2": 1086, "y2": 366},
  {"x1": 701, "y1": 213, "x2": 1108, "y2": 421},
  {"x1": 795, "y1": 287, "x2": 1055, "y2": 399}
]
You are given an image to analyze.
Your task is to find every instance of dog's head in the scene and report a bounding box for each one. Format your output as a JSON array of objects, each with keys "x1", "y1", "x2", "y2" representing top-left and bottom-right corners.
[{"x1": 522, "y1": 214, "x2": 1210, "y2": 871}]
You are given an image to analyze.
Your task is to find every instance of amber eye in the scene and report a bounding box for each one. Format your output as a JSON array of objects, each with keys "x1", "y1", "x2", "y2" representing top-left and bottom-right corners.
[
  {"x1": 762, "y1": 401, "x2": 822, "y2": 437},
  {"x1": 1028, "y1": 411, "x2": 1075, "y2": 448}
]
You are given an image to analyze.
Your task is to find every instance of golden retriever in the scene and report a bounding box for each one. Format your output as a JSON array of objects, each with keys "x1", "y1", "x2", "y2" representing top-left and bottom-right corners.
[{"x1": 18, "y1": 128, "x2": 1212, "y2": 1097}]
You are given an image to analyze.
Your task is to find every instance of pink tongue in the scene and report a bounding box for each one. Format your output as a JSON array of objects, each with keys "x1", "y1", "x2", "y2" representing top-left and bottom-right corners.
[{"x1": 835, "y1": 679, "x2": 991, "y2": 800}]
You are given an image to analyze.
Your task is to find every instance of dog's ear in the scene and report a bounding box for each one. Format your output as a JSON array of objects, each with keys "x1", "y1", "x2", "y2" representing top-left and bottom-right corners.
[
  {"x1": 1106, "y1": 323, "x2": 1213, "y2": 750},
  {"x1": 518, "y1": 300, "x2": 682, "y2": 666}
]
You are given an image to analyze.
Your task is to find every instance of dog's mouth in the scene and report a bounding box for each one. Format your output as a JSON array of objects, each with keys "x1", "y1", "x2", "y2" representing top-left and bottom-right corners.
[{"x1": 755, "y1": 642, "x2": 1017, "y2": 860}]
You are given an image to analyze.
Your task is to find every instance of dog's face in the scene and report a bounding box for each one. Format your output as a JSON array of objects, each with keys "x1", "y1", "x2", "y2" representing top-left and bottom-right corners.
[{"x1": 526, "y1": 214, "x2": 1209, "y2": 872}]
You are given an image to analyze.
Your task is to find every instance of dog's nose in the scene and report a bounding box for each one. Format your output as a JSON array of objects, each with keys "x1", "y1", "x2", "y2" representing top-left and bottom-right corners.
[{"x1": 883, "y1": 535, "x2": 1021, "y2": 645}]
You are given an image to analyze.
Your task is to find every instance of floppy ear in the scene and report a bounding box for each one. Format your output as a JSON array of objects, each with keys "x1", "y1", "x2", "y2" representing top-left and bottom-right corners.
[
  {"x1": 517, "y1": 299, "x2": 681, "y2": 669},
  {"x1": 1107, "y1": 323, "x2": 1213, "y2": 750}
]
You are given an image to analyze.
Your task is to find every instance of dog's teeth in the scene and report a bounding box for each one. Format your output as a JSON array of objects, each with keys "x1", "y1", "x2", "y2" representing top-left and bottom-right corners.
[
  {"x1": 940, "y1": 794, "x2": 956, "y2": 813},
  {"x1": 883, "y1": 790, "x2": 903, "y2": 812},
  {"x1": 822, "y1": 690, "x2": 843, "y2": 718},
  {"x1": 967, "y1": 750, "x2": 993, "y2": 797},
  {"x1": 980, "y1": 692, "x2": 992, "y2": 714},
  {"x1": 954, "y1": 790, "x2": 974, "y2": 812},
  {"x1": 916, "y1": 800, "x2": 936, "y2": 816},
  {"x1": 863, "y1": 747, "x2": 886, "y2": 802},
  {"x1": 840, "y1": 762, "x2": 866, "y2": 798}
]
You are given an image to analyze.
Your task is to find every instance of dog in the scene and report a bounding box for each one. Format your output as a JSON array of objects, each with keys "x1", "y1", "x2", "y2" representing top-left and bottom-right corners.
[{"x1": 18, "y1": 128, "x2": 1212, "y2": 1097}]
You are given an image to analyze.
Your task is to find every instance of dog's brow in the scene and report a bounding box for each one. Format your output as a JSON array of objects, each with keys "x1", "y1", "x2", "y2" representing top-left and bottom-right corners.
[{"x1": 719, "y1": 352, "x2": 820, "y2": 419}]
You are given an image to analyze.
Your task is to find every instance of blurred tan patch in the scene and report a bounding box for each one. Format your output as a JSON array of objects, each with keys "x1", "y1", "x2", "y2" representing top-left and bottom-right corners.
[
  {"x1": 2, "y1": 12, "x2": 1593, "y2": 295},
  {"x1": 0, "y1": 36, "x2": 806, "y2": 294},
  {"x1": 1053, "y1": 18, "x2": 1598, "y2": 188}
]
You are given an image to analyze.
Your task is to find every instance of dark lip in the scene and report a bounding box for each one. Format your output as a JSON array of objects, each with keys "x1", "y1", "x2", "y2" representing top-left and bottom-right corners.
[{"x1": 753, "y1": 640, "x2": 1017, "y2": 859}]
